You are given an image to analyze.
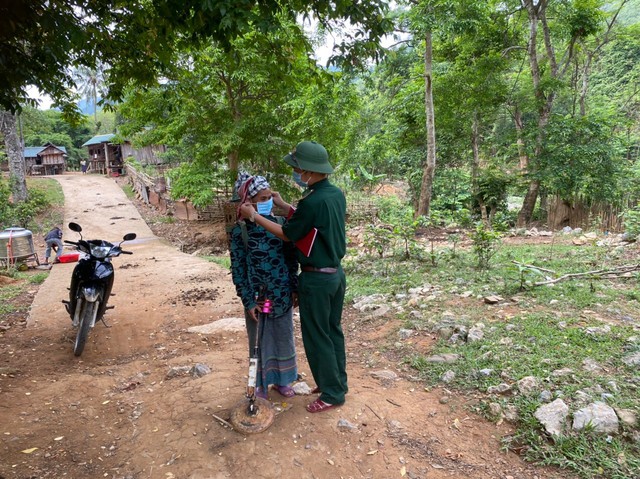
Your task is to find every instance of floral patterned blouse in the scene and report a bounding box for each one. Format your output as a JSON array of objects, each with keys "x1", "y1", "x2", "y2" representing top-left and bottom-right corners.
[{"x1": 229, "y1": 216, "x2": 298, "y2": 316}]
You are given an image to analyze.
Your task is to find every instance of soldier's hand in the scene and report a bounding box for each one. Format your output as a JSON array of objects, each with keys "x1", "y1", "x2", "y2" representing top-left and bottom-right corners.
[
  {"x1": 239, "y1": 202, "x2": 255, "y2": 220},
  {"x1": 272, "y1": 191, "x2": 285, "y2": 208}
]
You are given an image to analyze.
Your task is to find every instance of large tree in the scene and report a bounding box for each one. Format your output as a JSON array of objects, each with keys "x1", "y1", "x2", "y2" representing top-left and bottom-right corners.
[
  {"x1": 72, "y1": 63, "x2": 107, "y2": 123},
  {"x1": 1, "y1": 0, "x2": 392, "y2": 203},
  {"x1": 0, "y1": 112, "x2": 27, "y2": 202},
  {"x1": 1, "y1": 0, "x2": 393, "y2": 115},
  {"x1": 345, "y1": 0, "x2": 637, "y2": 227},
  {"x1": 118, "y1": 13, "x2": 367, "y2": 206},
  {"x1": 511, "y1": 0, "x2": 622, "y2": 226},
  {"x1": 404, "y1": 0, "x2": 443, "y2": 217},
  {"x1": 394, "y1": 0, "x2": 511, "y2": 217},
  {"x1": 433, "y1": 2, "x2": 511, "y2": 225},
  {"x1": 117, "y1": 19, "x2": 324, "y2": 205}
]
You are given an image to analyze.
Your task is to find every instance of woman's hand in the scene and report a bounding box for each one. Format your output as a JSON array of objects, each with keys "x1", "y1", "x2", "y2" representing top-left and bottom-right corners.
[{"x1": 248, "y1": 305, "x2": 261, "y2": 321}]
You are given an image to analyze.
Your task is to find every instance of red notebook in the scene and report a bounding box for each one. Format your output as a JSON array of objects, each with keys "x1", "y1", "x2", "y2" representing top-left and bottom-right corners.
[{"x1": 294, "y1": 228, "x2": 318, "y2": 257}]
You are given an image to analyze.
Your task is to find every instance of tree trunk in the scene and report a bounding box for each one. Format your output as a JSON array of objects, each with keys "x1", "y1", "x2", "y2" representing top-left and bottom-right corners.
[
  {"x1": 470, "y1": 113, "x2": 489, "y2": 226},
  {"x1": 513, "y1": 108, "x2": 529, "y2": 171},
  {"x1": 518, "y1": 0, "x2": 558, "y2": 227},
  {"x1": 578, "y1": 57, "x2": 590, "y2": 117},
  {"x1": 539, "y1": 189, "x2": 548, "y2": 222},
  {"x1": 93, "y1": 80, "x2": 98, "y2": 123},
  {"x1": 488, "y1": 207, "x2": 496, "y2": 225},
  {"x1": 228, "y1": 151, "x2": 239, "y2": 174},
  {"x1": 222, "y1": 73, "x2": 241, "y2": 176},
  {"x1": 0, "y1": 111, "x2": 28, "y2": 203},
  {"x1": 416, "y1": 31, "x2": 437, "y2": 218},
  {"x1": 517, "y1": 179, "x2": 540, "y2": 226},
  {"x1": 228, "y1": 107, "x2": 241, "y2": 174}
]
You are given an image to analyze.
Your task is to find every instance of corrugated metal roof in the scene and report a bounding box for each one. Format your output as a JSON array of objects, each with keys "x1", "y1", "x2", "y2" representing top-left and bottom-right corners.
[
  {"x1": 23, "y1": 145, "x2": 68, "y2": 157},
  {"x1": 82, "y1": 134, "x2": 116, "y2": 147},
  {"x1": 24, "y1": 147, "x2": 44, "y2": 157}
]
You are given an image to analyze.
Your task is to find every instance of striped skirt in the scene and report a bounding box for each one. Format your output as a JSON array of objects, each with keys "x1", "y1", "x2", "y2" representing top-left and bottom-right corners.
[{"x1": 245, "y1": 307, "x2": 297, "y2": 389}]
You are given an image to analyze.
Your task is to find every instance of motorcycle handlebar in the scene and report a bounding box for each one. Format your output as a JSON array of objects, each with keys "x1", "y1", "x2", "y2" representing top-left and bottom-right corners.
[
  {"x1": 121, "y1": 251, "x2": 133, "y2": 255},
  {"x1": 64, "y1": 240, "x2": 78, "y2": 245}
]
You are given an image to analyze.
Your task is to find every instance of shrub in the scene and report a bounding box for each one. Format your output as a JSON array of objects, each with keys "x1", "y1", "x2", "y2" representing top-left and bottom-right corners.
[
  {"x1": 375, "y1": 195, "x2": 413, "y2": 225},
  {"x1": 363, "y1": 224, "x2": 394, "y2": 257},
  {"x1": 492, "y1": 209, "x2": 518, "y2": 232},
  {"x1": 470, "y1": 222, "x2": 502, "y2": 269},
  {"x1": 0, "y1": 180, "x2": 11, "y2": 224},
  {"x1": 392, "y1": 215, "x2": 427, "y2": 259},
  {"x1": 11, "y1": 188, "x2": 48, "y2": 227},
  {"x1": 623, "y1": 205, "x2": 640, "y2": 240},
  {"x1": 0, "y1": 180, "x2": 53, "y2": 229}
]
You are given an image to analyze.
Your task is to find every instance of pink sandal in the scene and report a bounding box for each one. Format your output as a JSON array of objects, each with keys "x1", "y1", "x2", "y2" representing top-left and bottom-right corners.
[
  {"x1": 276, "y1": 385, "x2": 295, "y2": 398},
  {"x1": 306, "y1": 398, "x2": 343, "y2": 413}
]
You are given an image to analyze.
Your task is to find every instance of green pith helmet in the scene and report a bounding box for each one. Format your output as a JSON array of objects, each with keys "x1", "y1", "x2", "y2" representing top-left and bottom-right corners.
[{"x1": 283, "y1": 141, "x2": 334, "y2": 174}]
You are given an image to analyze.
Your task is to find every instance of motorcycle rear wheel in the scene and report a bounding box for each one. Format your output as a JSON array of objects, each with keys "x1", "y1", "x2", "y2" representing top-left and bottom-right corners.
[{"x1": 74, "y1": 300, "x2": 97, "y2": 356}]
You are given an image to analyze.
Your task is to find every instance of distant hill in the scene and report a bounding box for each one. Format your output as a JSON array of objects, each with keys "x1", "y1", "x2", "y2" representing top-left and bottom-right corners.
[
  {"x1": 610, "y1": 2, "x2": 640, "y2": 25},
  {"x1": 77, "y1": 98, "x2": 102, "y2": 115}
]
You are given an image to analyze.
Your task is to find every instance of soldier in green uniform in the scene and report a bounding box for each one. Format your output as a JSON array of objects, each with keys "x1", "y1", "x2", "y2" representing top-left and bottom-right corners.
[{"x1": 239, "y1": 141, "x2": 347, "y2": 413}]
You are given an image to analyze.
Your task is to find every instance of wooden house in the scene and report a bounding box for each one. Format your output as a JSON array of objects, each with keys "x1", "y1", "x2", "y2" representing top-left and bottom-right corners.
[
  {"x1": 24, "y1": 142, "x2": 67, "y2": 175},
  {"x1": 83, "y1": 133, "x2": 167, "y2": 176},
  {"x1": 121, "y1": 141, "x2": 167, "y2": 166},
  {"x1": 82, "y1": 134, "x2": 123, "y2": 175}
]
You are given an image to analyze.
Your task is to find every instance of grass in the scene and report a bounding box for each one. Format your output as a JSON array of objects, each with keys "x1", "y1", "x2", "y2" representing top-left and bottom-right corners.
[
  {"x1": 121, "y1": 184, "x2": 135, "y2": 199},
  {"x1": 0, "y1": 269, "x2": 49, "y2": 315},
  {"x1": 345, "y1": 235, "x2": 640, "y2": 479},
  {"x1": 204, "y1": 255, "x2": 231, "y2": 269},
  {"x1": 24, "y1": 178, "x2": 65, "y2": 233},
  {"x1": 411, "y1": 312, "x2": 635, "y2": 394},
  {"x1": 26, "y1": 177, "x2": 64, "y2": 205},
  {"x1": 0, "y1": 284, "x2": 22, "y2": 314},
  {"x1": 153, "y1": 216, "x2": 176, "y2": 224},
  {"x1": 526, "y1": 433, "x2": 640, "y2": 479},
  {"x1": 28, "y1": 272, "x2": 49, "y2": 284}
]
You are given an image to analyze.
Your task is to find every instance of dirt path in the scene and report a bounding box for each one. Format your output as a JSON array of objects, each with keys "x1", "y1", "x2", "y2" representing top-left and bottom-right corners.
[{"x1": 0, "y1": 173, "x2": 572, "y2": 479}]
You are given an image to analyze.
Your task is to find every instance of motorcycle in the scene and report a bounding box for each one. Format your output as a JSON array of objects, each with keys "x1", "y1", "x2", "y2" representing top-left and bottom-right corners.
[{"x1": 61, "y1": 222, "x2": 136, "y2": 356}]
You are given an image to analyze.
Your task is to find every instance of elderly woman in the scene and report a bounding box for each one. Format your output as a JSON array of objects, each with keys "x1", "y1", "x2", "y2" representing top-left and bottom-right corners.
[{"x1": 229, "y1": 172, "x2": 299, "y2": 399}]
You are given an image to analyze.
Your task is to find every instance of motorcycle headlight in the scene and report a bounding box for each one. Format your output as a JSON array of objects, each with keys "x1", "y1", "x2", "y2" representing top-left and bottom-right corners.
[{"x1": 90, "y1": 244, "x2": 111, "y2": 259}]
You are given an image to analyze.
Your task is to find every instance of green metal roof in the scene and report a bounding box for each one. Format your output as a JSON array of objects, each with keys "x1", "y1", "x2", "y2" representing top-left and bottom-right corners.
[
  {"x1": 24, "y1": 147, "x2": 44, "y2": 157},
  {"x1": 24, "y1": 144, "x2": 68, "y2": 157},
  {"x1": 82, "y1": 134, "x2": 116, "y2": 147}
]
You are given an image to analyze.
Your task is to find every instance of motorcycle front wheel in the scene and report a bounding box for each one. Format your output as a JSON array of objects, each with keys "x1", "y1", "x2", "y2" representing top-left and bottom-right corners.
[{"x1": 74, "y1": 300, "x2": 97, "y2": 356}]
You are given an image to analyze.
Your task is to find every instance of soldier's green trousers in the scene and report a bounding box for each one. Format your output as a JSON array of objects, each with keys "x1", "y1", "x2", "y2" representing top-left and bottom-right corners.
[{"x1": 298, "y1": 267, "x2": 347, "y2": 405}]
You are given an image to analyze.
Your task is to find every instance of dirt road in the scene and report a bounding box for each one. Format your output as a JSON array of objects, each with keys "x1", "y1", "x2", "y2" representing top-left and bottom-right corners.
[{"x1": 0, "y1": 174, "x2": 572, "y2": 479}]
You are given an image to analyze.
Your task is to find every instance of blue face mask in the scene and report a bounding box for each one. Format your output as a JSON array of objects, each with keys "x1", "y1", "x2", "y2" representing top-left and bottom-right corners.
[
  {"x1": 292, "y1": 171, "x2": 307, "y2": 188},
  {"x1": 256, "y1": 197, "x2": 273, "y2": 216}
]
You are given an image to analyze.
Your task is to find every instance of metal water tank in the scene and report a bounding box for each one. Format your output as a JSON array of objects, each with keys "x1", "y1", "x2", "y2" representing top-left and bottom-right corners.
[{"x1": 0, "y1": 227, "x2": 36, "y2": 260}]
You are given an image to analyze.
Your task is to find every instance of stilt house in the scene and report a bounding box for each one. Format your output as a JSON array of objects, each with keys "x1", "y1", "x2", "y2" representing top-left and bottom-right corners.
[
  {"x1": 82, "y1": 134, "x2": 124, "y2": 175},
  {"x1": 24, "y1": 142, "x2": 67, "y2": 175}
]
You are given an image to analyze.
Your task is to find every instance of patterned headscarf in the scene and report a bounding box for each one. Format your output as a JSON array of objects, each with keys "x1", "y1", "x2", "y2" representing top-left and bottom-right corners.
[{"x1": 234, "y1": 171, "x2": 270, "y2": 219}]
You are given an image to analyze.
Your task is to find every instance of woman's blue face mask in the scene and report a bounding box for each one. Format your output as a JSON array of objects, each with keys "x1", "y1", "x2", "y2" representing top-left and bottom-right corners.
[
  {"x1": 256, "y1": 197, "x2": 273, "y2": 215},
  {"x1": 292, "y1": 171, "x2": 307, "y2": 188}
]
